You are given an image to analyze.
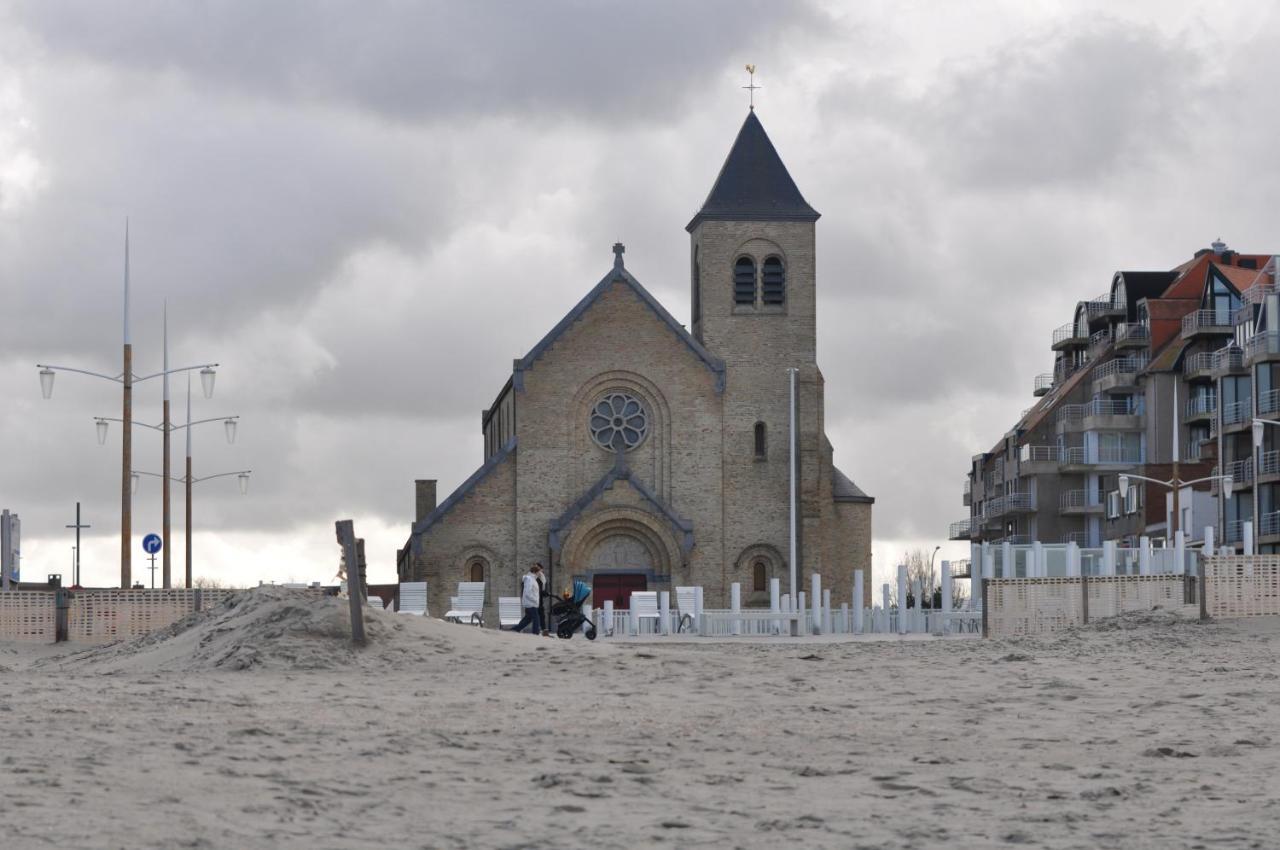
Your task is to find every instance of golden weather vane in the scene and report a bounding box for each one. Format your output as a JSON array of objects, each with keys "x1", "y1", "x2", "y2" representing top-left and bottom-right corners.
[{"x1": 743, "y1": 64, "x2": 760, "y2": 110}]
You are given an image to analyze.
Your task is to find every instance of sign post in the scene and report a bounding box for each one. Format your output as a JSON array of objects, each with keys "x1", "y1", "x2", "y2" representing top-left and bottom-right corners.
[{"x1": 142, "y1": 534, "x2": 163, "y2": 590}]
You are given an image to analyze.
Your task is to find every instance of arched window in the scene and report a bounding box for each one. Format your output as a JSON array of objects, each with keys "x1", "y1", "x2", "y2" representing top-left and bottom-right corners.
[
  {"x1": 762, "y1": 256, "x2": 785, "y2": 305},
  {"x1": 733, "y1": 257, "x2": 756, "y2": 306},
  {"x1": 754, "y1": 421, "x2": 766, "y2": 459},
  {"x1": 752, "y1": 561, "x2": 767, "y2": 593},
  {"x1": 468, "y1": 560, "x2": 485, "y2": 583}
]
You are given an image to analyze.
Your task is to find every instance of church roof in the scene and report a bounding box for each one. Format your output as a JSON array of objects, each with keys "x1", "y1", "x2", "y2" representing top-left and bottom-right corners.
[
  {"x1": 686, "y1": 110, "x2": 820, "y2": 232},
  {"x1": 513, "y1": 245, "x2": 726, "y2": 392},
  {"x1": 832, "y1": 466, "x2": 874, "y2": 504},
  {"x1": 409, "y1": 436, "x2": 516, "y2": 551}
]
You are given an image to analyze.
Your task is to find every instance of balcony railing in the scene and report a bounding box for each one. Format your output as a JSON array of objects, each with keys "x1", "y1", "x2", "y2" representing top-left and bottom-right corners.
[
  {"x1": 1052, "y1": 322, "x2": 1087, "y2": 348},
  {"x1": 987, "y1": 493, "x2": 1036, "y2": 517},
  {"x1": 1261, "y1": 510, "x2": 1280, "y2": 538},
  {"x1": 1061, "y1": 446, "x2": 1088, "y2": 465},
  {"x1": 1212, "y1": 345, "x2": 1245, "y2": 373},
  {"x1": 948, "y1": 519, "x2": 973, "y2": 539},
  {"x1": 1020, "y1": 444, "x2": 1059, "y2": 463},
  {"x1": 1240, "y1": 279, "x2": 1276, "y2": 306},
  {"x1": 1222, "y1": 400, "x2": 1251, "y2": 426},
  {"x1": 1061, "y1": 531, "x2": 1090, "y2": 546},
  {"x1": 1245, "y1": 332, "x2": 1280, "y2": 361},
  {"x1": 1092, "y1": 355, "x2": 1148, "y2": 382},
  {"x1": 1114, "y1": 323, "x2": 1150, "y2": 346},
  {"x1": 1088, "y1": 328, "x2": 1112, "y2": 351},
  {"x1": 1096, "y1": 446, "x2": 1142, "y2": 464},
  {"x1": 1260, "y1": 390, "x2": 1280, "y2": 416},
  {"x1": 1084, "y1": 294, "x2": 1122, "y2": 319},
  {"x1": 1059, "y1": 489, "x2": 1097, "y2": 511},
  {"x1": 1057, "y1": 398, "x2": 1144, "y2": 425},
  {"x1": 1183, "y1": 351, "x2": 1215, "y2": 377},
  {"x1": 1184, "y1": 395, "x2": 1218, "y2": 418},
  {"x1": 1033, "y1": 373, "x2": 1054, "y2": 396},
  {"x1": 1259, "y1": 450, "x2": 1280, "y2": 478},
  {"x1": 1225, "y1": 457, "x2": 1254, "y2": 484},
  {"x1": 1226, "y1": 520, "x2": 1244, "y2": 544},
  {"x1": 1182, "y1": 308, "x2": 1234, "y2": 336}
]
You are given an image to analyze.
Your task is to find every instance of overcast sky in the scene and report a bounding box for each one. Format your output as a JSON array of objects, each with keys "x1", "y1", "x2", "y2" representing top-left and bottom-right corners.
[{"x1": 3, "y1": 0, "x2": 1279, "y2": 590}]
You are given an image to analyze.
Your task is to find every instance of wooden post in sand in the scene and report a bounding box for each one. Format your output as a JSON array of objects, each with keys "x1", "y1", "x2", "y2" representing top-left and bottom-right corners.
[
  {"x1": 980, "y1": 578, "x2": 989, "y2": 638},
  {"x1": 335, "y1": 520, "x2": 366, "y2": 646},
  {"x1": 1080, "y1": 574, "x2": 1090, "y2": 626},
  {"x1": 1198, "y1": 559, "x2": 1208, "y2": 622}
]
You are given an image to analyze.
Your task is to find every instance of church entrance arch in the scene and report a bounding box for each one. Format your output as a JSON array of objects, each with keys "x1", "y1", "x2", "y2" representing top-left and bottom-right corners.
[{"x1": 557, "y1": 508, "x2": 682, "y2": 612}]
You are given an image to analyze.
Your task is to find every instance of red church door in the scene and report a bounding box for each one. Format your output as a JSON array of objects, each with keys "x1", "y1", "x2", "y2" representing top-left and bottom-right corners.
[{"x1": 592, "y1": 574, "x2": 647, "y2": 610}]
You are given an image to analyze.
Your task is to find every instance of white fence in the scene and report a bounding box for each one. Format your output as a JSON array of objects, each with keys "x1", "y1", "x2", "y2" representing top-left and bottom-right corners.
[
  {"x1": 984, "y1": 575, "x2": 1187, "y2": 638},
  {"x1": 1204, "y1": 555, "x2": 1280, "y2": 618}
]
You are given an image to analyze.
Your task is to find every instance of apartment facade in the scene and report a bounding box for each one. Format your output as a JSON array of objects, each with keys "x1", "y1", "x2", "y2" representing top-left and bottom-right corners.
[{"x1": 953, "y1": 241, "x2": 1277, "y2": 553}]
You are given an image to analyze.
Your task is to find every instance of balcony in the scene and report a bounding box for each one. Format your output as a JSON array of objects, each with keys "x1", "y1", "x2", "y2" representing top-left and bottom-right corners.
[
  {"x1": 1059, "y1": 489, "x2": 1103, "y2": 515},
  {"x1": 1226, "y1": 519, "x2": 1244, "y2": 545},
  {"x1": 1183, "y1": 351, "x2": 1215, "y2": 381},
  {"x1": 1240, "y1": 279, "x2": 1276, "y2": 307},
  {"x1": 1221, "y1": 400, "x2": 1251, "y2": 431},
  {"x1": 1246, "y1": 331, "x2": 1280, "y2": 363},
  {"x1": 1088, "y1": 328, "x2": 1113, "y2": 356},
  {"x1": 1084, "y1": 294, "x2": 1124, "y2": 326},
  {"x1": 1260, "y1": 390, "x2": 1280, "y2": 416},
  {"x1": 1033, "y1": 373, "x2": 1054, "y2": 397},
  {"x1": 948, "y1": 518, "x2": 973, "y2": 540},
  {"x1": 1057, "y1": 398, "x2": 1144, "y2": 433},
  {"x1": 1092, "y1": 356, "x2": 1147, "y2": 393},
  {"x1": 1212, "y1": 345, "x2": 1246, "y2": 375},
  {"x1": 1183, "y1": 395, "x2": 1217, "y2": 424},
  {"x1": 1018, "y1": 444, "x2": 1060, "y2": 475},
  {"x1": 1058, "y1": 445, "x2": 1142, "y2": 471},
  {"x1": 1261, "y1": 510, "x2": 1280, "y2": 539},
  {"x1": 1114, "y1": 323, "x2": 1150, "y2": 349},
  {"x1": 986, "y1": 492, "x2": 1037, "y2": 518},
  {"x1": 1052, "y1": 322, "x2": 1088, "y2": 351},
  {"x1": 1258, "y1": 450, "x2": 1280, "y2": 481},
  {"x1": 1225, "y1": 457, "x2": 1254, "y2": 486},
  {"x1": 1182, "y1": 308, "x2": 1235, "y2": 340}
]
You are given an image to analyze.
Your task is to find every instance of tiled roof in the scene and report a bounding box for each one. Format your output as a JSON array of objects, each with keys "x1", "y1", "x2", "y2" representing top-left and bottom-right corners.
[
  {"x1": 410, "y1": 437, "x2": 517, "y2": 551},
  {"x1": 832, "y1": 466, "x2": 874, "y2": 504}
]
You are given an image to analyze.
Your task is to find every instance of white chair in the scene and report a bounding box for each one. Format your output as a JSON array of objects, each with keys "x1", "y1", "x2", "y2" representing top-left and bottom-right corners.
[
  {"x1": 366, "y1": 595, "x2": 385, "y2": 610},
  {"x1": 629, "y1": 591, "x2": 660, "y2": 634},
  {"x1": 444, "y1": 581, "x2": 486, "y2": 626},
  {"x1": 498, "y1": 596, "x2": 523, "y2": 629},
  {"x1": 398, "y1": 581, "x2": 427, "y2": 616},
  {"x1": 674, "y1": 586, "x2": 700, "y2": 632}
]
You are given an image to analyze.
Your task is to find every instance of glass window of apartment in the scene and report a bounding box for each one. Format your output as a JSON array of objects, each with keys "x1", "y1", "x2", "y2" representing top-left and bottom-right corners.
[
  {"x1": 1258, "y1": 363, "x2": 1280, "y2": 416},
  {"x1": 1210, "y1": 275, "x2": 1241, "y2": 324},
  {"x1": 1222, "y1": 375, "x2": 1252, "y2": 425},
  {"x1": 1260, "y1": 483, "x2": 1280, "y2": 518},
  {"x1": 1098, "y1": 432, "x2": 1141, "y2": 463},
  {"x1": 1188, "y1": 424, "x2": 1211, "y2": 460}
]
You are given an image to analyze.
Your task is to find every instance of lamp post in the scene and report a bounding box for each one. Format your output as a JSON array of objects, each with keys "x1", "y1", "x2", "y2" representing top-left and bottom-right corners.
[
  {"x1": 98, "y1": 392, "x2": 239, "y2": 587},
  {"x1": 36, "y1": 224, "x2": 218, "y2": 588},
  {"x1": 1118, "y1": 471, "x2": 1233, "y2": 540},
  {"x1": 132, "y1": 467, "x2": 251, "y2": 583},
  {"x1": 928, "y1": 544, "x2": 941, "y2": 604}
]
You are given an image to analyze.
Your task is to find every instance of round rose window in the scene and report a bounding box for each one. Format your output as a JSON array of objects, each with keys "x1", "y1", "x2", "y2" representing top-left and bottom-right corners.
[{"x1": 589, "y1": 392, "x2": 648, "y2": 451}]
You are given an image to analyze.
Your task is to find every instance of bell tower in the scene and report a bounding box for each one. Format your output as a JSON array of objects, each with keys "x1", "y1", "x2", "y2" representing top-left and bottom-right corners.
[{"x1": 687, "y1": 110, "x2": 820, "y2": 368}]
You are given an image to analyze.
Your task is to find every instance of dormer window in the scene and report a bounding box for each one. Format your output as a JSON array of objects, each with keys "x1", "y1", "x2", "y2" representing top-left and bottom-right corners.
[
  {"x1": 734, "y1": 257, "x2": 756, "y2": 305},
  {"x1": 762, "y1": 257, "x2": 785, "y2": 305}
]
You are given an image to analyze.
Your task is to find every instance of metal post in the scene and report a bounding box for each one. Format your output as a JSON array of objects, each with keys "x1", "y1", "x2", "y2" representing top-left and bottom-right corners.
[
  {"x1": 162, "y1": 303, "x2": 171, "y2": 589},
  {"x1": 121, "y1": 224, "x2": 132, "y2": 589},
  {"x1": 335, "y1": 519, "x2": 365, "y2": 645},
  {"x1": 941, "y1": 561, "x2": 952, "y2": 635},
  {"x1": 1, "y1": 510, "x2": 10, "y2": 591},
  {"x1": 853, "y1": 570, "x2": 864, "y2": 634},
  {"x1": 788, "y1": 367, "x2": 798, "y2": 608}
]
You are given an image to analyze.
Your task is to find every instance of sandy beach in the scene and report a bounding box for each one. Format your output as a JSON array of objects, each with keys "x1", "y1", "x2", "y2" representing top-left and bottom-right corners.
[{"x1": 1, "y1": 589, "x2": 1277, "y2": 849}]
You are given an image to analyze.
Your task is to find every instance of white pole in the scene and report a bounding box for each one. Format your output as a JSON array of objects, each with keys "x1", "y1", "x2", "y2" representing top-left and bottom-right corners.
[
  {"x1": 797, "y1": 591, "x2": 807, "y2": 635},
  {"x1": 603, "y1": 599, "x2": 614, "y2": 636},
  {"x1": 1102, "y1": 541, "x2": 1116, "y2": 577},
  {"x1": 853, "y1": 570, "x2": 865, "y2": 633},
  {"x1": 810, "y1": 572, "x2": 821, "y2": 635},
  {"x1": 730, "y1": 582, "x2": 741, "y2": 636},
  {"x1": 881, "y1": 583, "x2": 891, "y2": 633},
  {"x1": 788, "y1": 367, "x2": 798, "y2": 613},
  {"x1": 1066, "y1": 541, "x2": 1080, "y2": 577},
  {"x1": 1220, "y1": 545, "x2": 1231, "y2": 556},
  {"x1": 770, "y1": 578, "x2": 781, "y2": 635},
  {"x1": 911, "y1": 578, "x2": 922, "y2": 633},
  {"x1": 659, "y1": 591, "x2": 670, "y2": 636},
  {"x1": 822, "y1": 589, "x2": 832, "y2": 634},
  {"x1": 1243, "y1": 521, "x2": 1254, "y2": 557},
  {"x1": 1139, "y1": 535, "x2": 1151, "y2": 576},
  {"x1": 896, "y1": 565, "x2": 908, "y2": 634},
  {"x1": 839, "y1": 602, "x2": 849, "y2": 634},
  {"x1": 1032, "y1": 541, "x2": 1043, "y2": 579},
  {"x1": 1175, "y1": 529, "x2": 1187, "y2": 575},
  {"x1": 1204, "y1": 525, "x2": 1215, "y2": 558},
  {"x1": 941, "y1": 561, "x2": 952, "y2": 634},
  {"x1": 581, "y1": 597, "x2": 590, "y2": 634},
  {"x1": 694, "y1": 586, "x2": 704, "y2": 635},
  {"x1": 1002, "y1": 540, "x2": 1013, "y2": 579}
]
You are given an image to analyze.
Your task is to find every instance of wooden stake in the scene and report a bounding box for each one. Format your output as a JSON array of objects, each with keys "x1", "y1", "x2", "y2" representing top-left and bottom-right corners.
[{"x1": 335, "y1": 520, "x2": 366, "y2": 646}]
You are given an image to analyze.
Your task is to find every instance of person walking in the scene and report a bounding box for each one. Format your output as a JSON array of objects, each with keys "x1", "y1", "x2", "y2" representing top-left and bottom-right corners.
[
  {"x1": 507, "y1": 564, "x2": 544, "y2": 634},
  {"x1": 535, "y1": 563, "x2": 551, "y2": 637}
]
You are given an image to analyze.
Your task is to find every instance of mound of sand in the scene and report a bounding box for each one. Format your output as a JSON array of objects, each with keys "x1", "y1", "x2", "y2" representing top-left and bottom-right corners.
[{"x1": 45, "y1": 586, "x2": 566, "y2": 673}]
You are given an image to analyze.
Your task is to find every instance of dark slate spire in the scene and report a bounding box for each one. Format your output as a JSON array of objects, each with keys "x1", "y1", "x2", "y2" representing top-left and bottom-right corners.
[{"x1": 686, "y1": 110, "x2": 820, "y2": 232}]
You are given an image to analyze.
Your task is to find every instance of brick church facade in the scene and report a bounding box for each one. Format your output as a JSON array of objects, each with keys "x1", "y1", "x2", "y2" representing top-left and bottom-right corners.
[{"x1": 398, "y1": 110, "x2": 873, "y2": 618}]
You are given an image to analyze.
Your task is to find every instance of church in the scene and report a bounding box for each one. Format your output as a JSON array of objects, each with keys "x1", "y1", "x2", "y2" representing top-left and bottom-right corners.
[{"x1": 398, "y1": 108, "x2": 873, "y2": 618}]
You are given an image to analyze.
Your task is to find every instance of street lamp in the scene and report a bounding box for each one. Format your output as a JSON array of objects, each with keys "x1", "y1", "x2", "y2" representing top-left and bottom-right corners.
[
  {"x1": 96, "y1": 418, "x2": 109, "y2": 446},
  {"x1": 200, "y1": 367, "x2": 216, "y2": 400},
  {"x1": 224, "y1": 418, "x2": 237, "y2": 445},
  {"x1": 36, "y1": 224, "x2": 220, "y2": 588},
  {"x1": 238, "y1": 472, "x2": 250, "y2": 496}
]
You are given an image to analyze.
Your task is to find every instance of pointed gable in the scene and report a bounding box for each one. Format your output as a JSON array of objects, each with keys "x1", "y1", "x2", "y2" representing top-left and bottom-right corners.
[{"x1": 686, "y1": 110, "x2": 820, "y2": 231}]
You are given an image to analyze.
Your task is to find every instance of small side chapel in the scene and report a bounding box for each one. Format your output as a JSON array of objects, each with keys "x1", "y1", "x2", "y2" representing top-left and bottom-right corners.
[{"x1": 399, "y1": 106, "x2": 873, "y2": 618}]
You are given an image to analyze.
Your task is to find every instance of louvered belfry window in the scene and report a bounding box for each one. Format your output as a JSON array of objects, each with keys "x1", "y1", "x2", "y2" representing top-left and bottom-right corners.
[
  {"x1": 762, "y1": 256, "x2": 785, "y2": 305},
  {"x1": 734, "y1": 257, "x2": 756, "y2": 305}
]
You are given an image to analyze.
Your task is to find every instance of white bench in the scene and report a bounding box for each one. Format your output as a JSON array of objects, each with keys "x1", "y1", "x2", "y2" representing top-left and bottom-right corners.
[
  {"x1": 398, "y1": 581, "x2": 427, "y2": 616},
  {"x1": 498, "y1": 596, "x2": 523, "y2": 629},
  {"x1": 444, "y1": 582, "x2": 486, "y2": 626},
  {"x1": 629, "y1": 591, "x2": 661, "y2": 634},
  {"x1": 675, "y1": 586, "x2": 702, "y2": 632}
]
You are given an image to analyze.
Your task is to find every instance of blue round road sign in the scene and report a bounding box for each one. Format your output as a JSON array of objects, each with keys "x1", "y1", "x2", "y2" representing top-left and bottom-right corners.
[{"x1": 142, "y1": 533, "x2": 163, "y2": 554}]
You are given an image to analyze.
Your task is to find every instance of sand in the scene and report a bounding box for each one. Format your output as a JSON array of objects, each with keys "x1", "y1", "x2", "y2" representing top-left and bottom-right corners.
[{"x1": 1, "y1": 588, "x2": 1277, "y2": 849}]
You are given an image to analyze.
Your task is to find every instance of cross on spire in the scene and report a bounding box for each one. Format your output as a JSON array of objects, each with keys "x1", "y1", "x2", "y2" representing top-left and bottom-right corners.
[
  {"x1": 743, "y1": 64, "x2": 760, "y2": 111},
  {"x1": 613, "y1": 241, "x2": 625, "y2": 270}
]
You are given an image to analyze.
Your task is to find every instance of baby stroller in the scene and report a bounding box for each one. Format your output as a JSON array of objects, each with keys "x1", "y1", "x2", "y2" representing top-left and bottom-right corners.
[{"x1": 551, "y1": 580, "x2": 597, "y2": 640}]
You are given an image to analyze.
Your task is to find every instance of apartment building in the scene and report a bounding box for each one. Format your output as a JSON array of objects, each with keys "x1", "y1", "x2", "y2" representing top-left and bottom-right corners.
[{"x1": 952, "y1": 241, "x2": 1277, "y2": 552}]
